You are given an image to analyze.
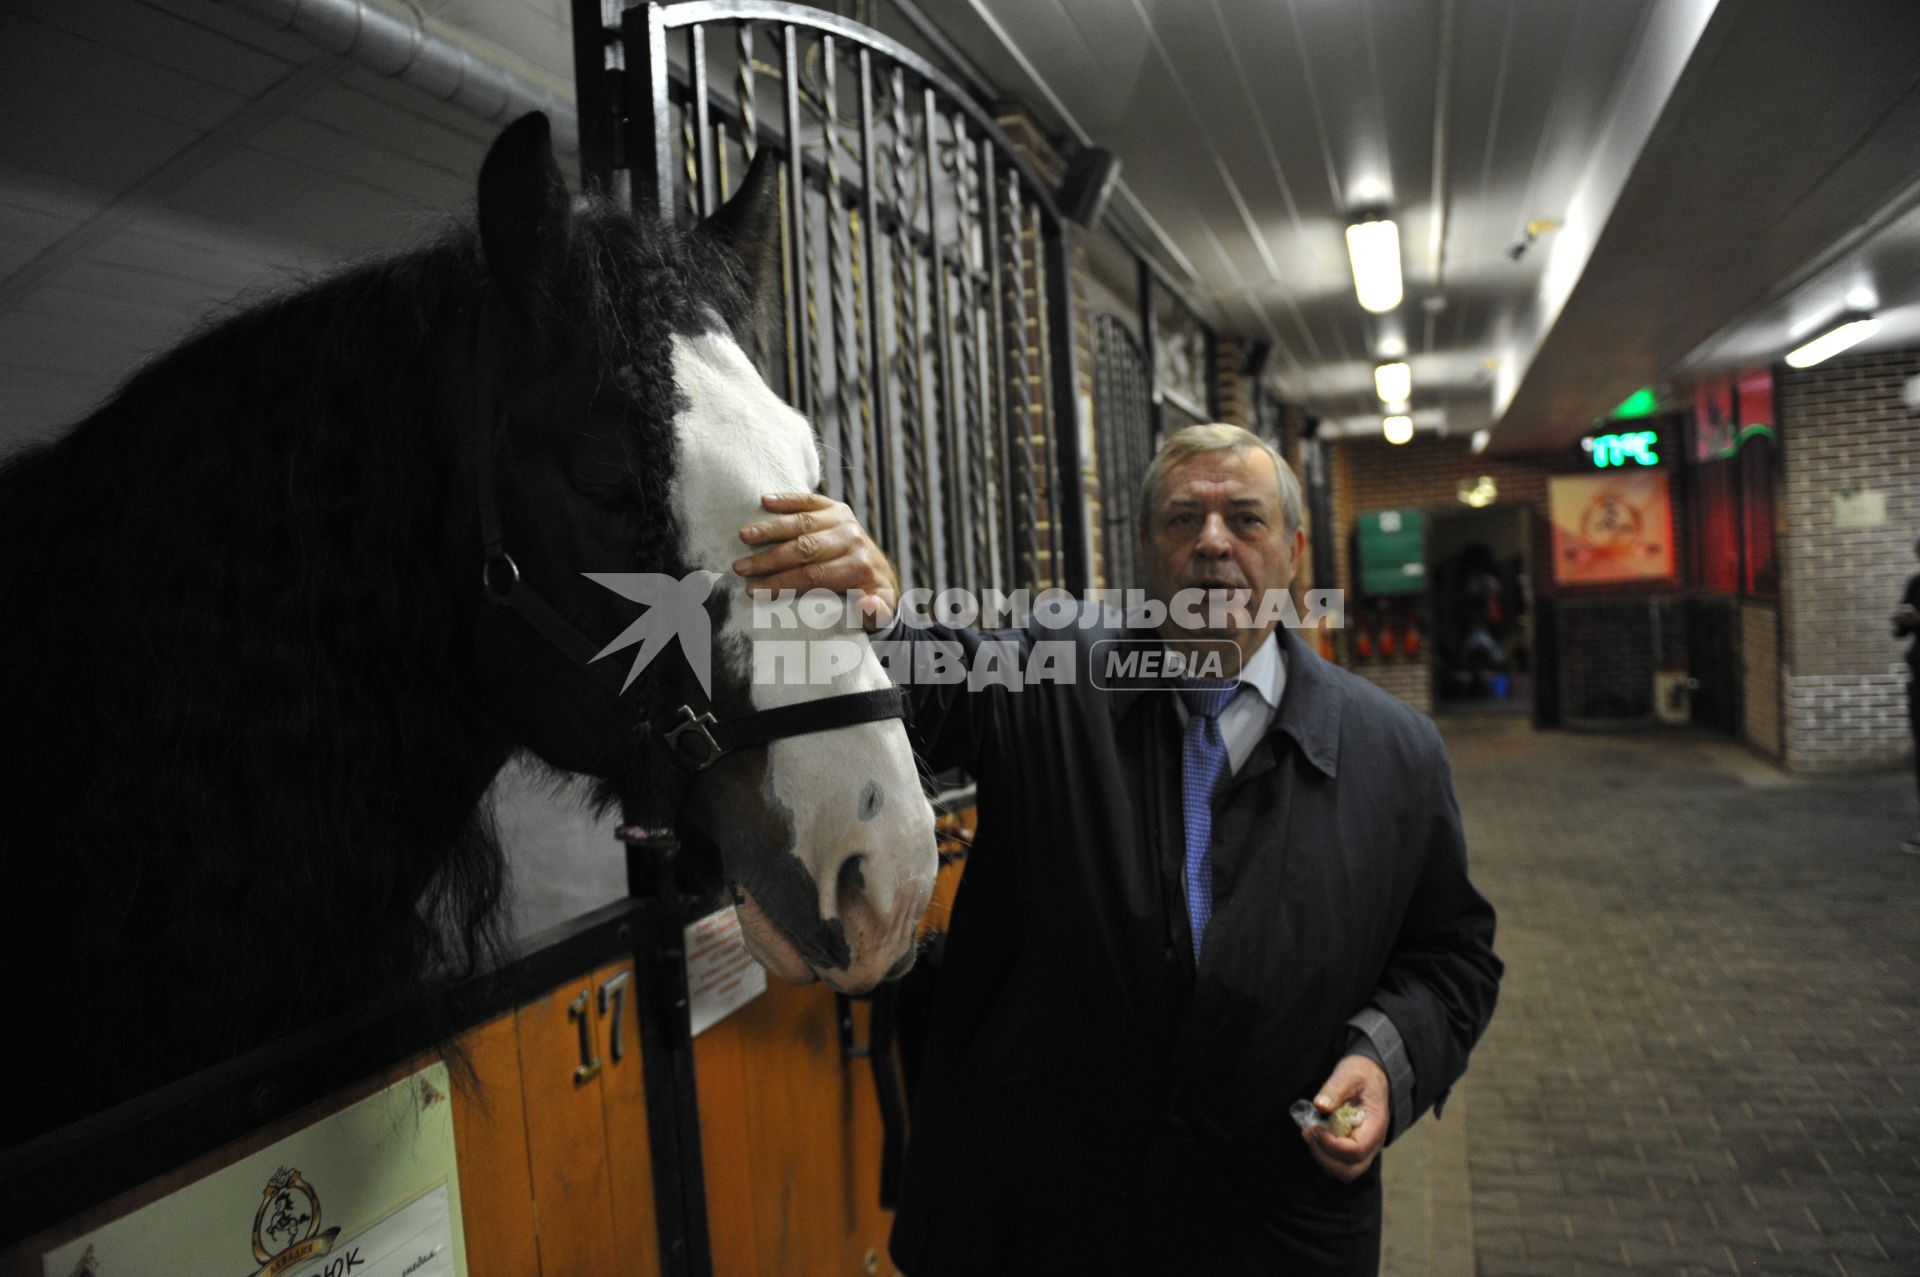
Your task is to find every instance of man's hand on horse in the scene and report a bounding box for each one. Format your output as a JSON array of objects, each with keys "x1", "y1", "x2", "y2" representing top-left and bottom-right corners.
[
  {"x1": 735, "y1": 493, "x2": 900, "y2": 629},
  {"x1": 1301, "y1": 1053, "x2": 1390, "y2": 1183}
]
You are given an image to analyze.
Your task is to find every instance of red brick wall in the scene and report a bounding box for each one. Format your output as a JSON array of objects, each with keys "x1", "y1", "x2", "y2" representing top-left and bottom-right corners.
[
  {"x1": 1741, "y1": 601, "x2": 1782, "y2": 757},
  {"x1": 1775, "y1": 347, "x2": 1920, "y2": 770}
]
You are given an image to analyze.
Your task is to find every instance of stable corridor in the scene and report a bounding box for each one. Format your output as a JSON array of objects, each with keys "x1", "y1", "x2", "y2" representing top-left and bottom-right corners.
[{"x1": 1381, "y1": 720, "x2": 1919, "y2": 1276}]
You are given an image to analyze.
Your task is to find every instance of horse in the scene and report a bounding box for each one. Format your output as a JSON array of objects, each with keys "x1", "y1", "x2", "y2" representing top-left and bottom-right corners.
[{"x1": 0, "y1": 113, "x2": 936, "y2": 1149}]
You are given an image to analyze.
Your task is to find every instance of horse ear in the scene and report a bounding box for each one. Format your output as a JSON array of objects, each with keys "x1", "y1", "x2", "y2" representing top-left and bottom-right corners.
[
  {"x1": 478, "y1": 112, "x2": 572, "y2": 330},
  {"x1": 693, "y1": 147, "x2": 786, "y2": 366}
]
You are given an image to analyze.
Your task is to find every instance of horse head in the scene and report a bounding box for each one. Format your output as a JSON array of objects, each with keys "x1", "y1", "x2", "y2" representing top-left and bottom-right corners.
[{"x1": 467, "y1": 114, "x2": 936, "y2": 994}]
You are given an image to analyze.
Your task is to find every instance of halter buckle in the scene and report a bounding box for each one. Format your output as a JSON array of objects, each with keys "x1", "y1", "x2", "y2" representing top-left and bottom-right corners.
[
  {"x1": 663, "y1": 706, "x2": 724, "y2": 772},
  {"x1": 482, "y1": 553, "x2": 521, "y2": 606}
]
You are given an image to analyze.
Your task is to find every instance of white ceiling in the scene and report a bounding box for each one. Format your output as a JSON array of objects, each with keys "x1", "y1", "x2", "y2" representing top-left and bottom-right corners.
[
  {"x1": 905, "y1": 0, "x2": 1666, "y2": 438},
  {"x1": 5, "y1": 0, "x2": 1920, "y2": 456}
]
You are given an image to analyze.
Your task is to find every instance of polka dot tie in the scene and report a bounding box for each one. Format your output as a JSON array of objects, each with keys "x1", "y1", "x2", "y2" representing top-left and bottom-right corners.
[{"x1": 1178, "y1": 680, "x2": 1241, "y2": 963}]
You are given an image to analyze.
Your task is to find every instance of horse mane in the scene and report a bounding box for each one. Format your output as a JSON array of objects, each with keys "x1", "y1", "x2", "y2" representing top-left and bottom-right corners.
[{"x1": 0, "y1": 194, "x2": 735, "y2": 1136}]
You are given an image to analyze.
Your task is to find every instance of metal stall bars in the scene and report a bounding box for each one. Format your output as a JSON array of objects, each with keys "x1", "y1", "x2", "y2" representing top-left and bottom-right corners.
[
  {"x1": 569, "y1": 3, "x2": 1093, "y2": 1273},
  {"x1": 579, "y1": 0, "x2": 1090, "y2": 599},
  {"x1": 1090, "y1": 312, "x2": 1154, "y2": 591}
]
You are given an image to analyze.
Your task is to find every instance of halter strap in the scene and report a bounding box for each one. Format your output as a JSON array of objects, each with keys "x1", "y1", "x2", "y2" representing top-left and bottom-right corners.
[
  {"x1": 661, "y1": 687, "x2": 910, "y2": 772},
  {"x1": 467, "y1": 292, "x2": 909, "y2": 787}
]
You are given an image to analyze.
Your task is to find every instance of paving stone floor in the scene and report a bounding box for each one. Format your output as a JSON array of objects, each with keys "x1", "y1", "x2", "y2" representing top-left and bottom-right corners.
[{"x1": 1382, "y1": 718, "x2": 1920, "y2": 1277}]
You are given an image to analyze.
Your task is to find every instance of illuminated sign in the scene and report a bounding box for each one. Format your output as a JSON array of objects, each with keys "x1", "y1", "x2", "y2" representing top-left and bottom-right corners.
[
  {"x1": 1582, "y1": 430, "x2": 1659, "y2": 468},
  {"x1": 1610, "y1": 387, "x2": 1659, "y2": 419}
]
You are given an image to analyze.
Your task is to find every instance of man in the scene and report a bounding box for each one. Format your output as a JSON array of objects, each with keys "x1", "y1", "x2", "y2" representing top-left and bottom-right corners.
[
  {"x1": 1896, "y1": 535, "x2": 1920, "y2": 853},
  {"x1": 732, "y1": 424, "x2": 1502, "y2": 1274}
]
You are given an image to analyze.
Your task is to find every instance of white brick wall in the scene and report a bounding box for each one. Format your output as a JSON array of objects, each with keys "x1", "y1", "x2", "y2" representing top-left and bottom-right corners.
[
  {"x1": 1776, "y1": 348, "x2": 1920, "y2": 771},
  {"x1": 1781, "y1": 670, "x2": 1912, "y2": 770}
]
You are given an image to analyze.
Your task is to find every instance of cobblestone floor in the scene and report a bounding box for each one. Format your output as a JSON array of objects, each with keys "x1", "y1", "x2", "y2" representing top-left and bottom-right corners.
[{"x1": 1393, "y1": 719, "x2": 1920, "y2": 1277}]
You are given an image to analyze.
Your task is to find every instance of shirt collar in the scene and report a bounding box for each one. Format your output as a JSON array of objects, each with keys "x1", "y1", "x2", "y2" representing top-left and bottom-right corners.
[
  {"x1": 1107, "y1": 628, "x2": 1337, "y2": 777},
  {"x1": 1237, "y1": 629, "x2": 1286, "y2": 710}
]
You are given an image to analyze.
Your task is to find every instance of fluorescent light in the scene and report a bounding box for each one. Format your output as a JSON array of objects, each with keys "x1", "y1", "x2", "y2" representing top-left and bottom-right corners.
[
  {"x1": 1376, "y1": 332, "x2": 1408, "y2": 358},
  {"x1": 1345, "y1": 216, "x2": 1403, "y2": 313},
  {"x1": 1785, "y1": 315, "x2": 1878, "y2": 368},
  {"x1": 1374, "y1": 361, "x2": 1412, "y2": 404},
  {"x1": 1383, "y1": 414, "x2": 1414, "y2": 445}
]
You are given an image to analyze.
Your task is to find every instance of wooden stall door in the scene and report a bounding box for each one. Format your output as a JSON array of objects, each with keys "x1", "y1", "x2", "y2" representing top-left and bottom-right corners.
[
  {"x1": 696, "y1": 983, "x2": 898, "y2": 1277},
  {"x1": 454, "y1": 958, "x2": 660, "y2": 1277}
]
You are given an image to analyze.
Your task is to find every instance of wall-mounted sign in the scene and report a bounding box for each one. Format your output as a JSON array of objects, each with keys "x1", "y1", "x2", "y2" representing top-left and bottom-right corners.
[
  {"x1": 685, "y1": 905, "x2": 768, "y2": 1036},
  {"x1": 1549, "y1": 471, "x2": 1675, "y2": 585},
  {"x1": 1610, "y1": 386, "x2": 1659, "y2": 419},
  {"x1": 1833, "y1": 488, "x2": 1887, "y2": 529},
  {"x1": 1357, "y1": 508, "x2": 1427, "y2": 596},
  {"x1": 43, "y1": 1066, "x2": 464, "y2": 1277},
  {"x1": 1581, "y1": 430, "x2": 1659, "y2": 468}
]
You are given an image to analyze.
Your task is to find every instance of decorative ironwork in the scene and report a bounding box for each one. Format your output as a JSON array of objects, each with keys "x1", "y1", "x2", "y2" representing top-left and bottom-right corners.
[
  {"x1": 583, "y1": 0, "x2": 1088, "y2": 598},
  {"x1": 1092, "y1": 312, "x2": 1154, "y2": 590}
]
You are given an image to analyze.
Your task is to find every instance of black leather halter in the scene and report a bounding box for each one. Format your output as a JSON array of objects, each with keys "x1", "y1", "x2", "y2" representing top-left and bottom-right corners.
[{"x1": 469, "y1": 295, "x2": 908, "y2": 776}]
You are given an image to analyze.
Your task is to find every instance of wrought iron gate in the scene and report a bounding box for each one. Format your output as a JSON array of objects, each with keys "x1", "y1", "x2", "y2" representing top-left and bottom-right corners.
[
  {"x1": 569, "y1": 4, "x2": 1096, "y2": 1274},
  {"x1": 1090, "y1": 311, "x2": 1153, "y2": 590},
  {"x1": 575, "y1": 0, "x2": 1089, "y2": 595}
]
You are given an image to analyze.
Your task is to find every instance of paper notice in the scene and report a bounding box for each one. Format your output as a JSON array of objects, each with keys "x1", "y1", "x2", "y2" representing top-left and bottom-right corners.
[
  {"x1": 1833, "y1": 489, "x2": 1886, "y2": 529},
  {"x1": 684, "y1": 906, "x2": 768, "y2": 1036}
]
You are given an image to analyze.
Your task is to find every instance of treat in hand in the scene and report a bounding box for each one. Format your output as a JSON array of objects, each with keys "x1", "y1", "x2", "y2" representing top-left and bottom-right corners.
[{"x1": 1290, "y1": 1098, "x2": 1366, "y2": 1139}]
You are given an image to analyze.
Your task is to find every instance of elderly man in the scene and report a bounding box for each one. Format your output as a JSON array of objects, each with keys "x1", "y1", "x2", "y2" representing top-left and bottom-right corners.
[{"x1": 732, "y1": 423, "x2": 1501, "y2": 1275}]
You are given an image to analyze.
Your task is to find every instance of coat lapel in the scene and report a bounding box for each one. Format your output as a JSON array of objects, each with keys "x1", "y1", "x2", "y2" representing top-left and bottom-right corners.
[{"x1": 1167, "y1": 628, "x2": 1344, "y2": 1090}]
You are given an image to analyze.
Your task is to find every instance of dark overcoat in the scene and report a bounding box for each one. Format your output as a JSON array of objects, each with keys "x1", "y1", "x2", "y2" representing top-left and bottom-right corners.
[{"x1": 885, "y1": 621, "x2": 1502, "y2": 1276}]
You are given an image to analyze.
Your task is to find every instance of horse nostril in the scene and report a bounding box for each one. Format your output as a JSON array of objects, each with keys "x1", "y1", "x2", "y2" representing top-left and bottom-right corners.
[{"x1": 836, "y1": 853, "x2": 868, "y2": 900}]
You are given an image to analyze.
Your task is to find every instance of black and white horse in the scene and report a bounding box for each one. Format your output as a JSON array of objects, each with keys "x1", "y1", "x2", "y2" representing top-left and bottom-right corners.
[{"x1": 0, "y1": 113, "x2": 934, "y2": 1146}]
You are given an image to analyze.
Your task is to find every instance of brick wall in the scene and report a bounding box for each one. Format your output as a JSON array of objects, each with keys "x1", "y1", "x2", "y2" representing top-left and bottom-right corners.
[
  {"x1": 1213, "y1": 335, "x2": 1249, "y2": 428},
  {"x1": 1776, "y1": 347, "x2": 1920, "y2": 770},
  {"x1": 1354, "y1": 660, "x2": 1434, "y2": 715},
  {"x1": 1329, "y1": 433, "x2": 1691, "y2": 718},
  {"x1": 994, "y1": 107, "x2": 1084, "y2": 592},
  {"x1": 1741, "y1": 602, "x2": 1782, "y2": 757}
]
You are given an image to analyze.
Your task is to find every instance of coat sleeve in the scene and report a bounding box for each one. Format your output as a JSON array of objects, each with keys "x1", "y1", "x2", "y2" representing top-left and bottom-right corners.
[
  {"x1": 872, "y1": 619, "x2": 1047, "y2": 779},
  {"x1": 1366, "y1": 719, "x2": 1503, "y2": 1127}
]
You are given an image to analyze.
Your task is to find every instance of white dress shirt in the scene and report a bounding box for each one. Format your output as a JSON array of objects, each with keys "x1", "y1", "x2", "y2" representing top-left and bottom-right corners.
[{"x1": 1170, "y1": 629, "x2": 1287, "y2": 774}]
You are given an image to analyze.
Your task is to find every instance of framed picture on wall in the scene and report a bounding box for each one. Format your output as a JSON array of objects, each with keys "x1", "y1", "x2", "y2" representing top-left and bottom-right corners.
[{"x1": 1548, "y1": 471, "x2": 1676, "y2": 585}]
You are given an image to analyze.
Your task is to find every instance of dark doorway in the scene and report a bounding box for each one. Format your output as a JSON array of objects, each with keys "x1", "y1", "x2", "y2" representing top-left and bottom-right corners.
[{"x1": 1427, "y1": 505, "x2": 1533, "y2": 714}]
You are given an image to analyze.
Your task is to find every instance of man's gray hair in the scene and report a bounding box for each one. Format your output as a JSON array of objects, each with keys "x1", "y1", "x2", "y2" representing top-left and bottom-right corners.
[{"x1": 1138, "y1": 423, "x2": 1306, "y2": 538}]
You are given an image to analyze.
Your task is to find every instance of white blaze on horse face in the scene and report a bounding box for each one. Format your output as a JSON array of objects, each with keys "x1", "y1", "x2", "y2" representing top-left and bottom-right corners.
[{"x1": 668, "y1": 330, "x2": 935, "y2": 989}]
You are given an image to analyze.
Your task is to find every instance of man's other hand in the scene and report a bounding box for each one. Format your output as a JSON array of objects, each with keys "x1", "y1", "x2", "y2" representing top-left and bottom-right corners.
[
  {"x1": 1302, "y1": 1054, "x2": 1390, "y2": 1182},
  {"x1": 734, "y1": 493, "x2": 900, "y2": 629}
]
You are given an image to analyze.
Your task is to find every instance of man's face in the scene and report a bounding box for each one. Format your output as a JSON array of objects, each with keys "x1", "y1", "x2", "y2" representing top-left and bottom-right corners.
[{"x1": 1141, "y1": 446, "x2": 1306, "y2": 659}]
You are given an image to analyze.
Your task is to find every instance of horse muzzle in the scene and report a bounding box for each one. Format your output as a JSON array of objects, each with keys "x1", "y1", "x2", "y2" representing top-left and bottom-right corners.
[{"x1": 732, "y1": 842, "x2": 935, "y2": 994}]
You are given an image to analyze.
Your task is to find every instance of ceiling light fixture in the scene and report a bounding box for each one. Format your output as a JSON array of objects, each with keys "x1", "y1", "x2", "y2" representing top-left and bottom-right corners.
[
  {"x1": 1345, "y1": 213, "x2": 1403, "y2": 313},
  {"x1": 1374, "y1": 361, "x2": 1412, "y2": 404},
  {"x1": 1784, "y1": 313, "x2": 1879, "y2": 368},
  {"x1": 1383, "y1": 414, "x2": 1414, "y2": 446}
]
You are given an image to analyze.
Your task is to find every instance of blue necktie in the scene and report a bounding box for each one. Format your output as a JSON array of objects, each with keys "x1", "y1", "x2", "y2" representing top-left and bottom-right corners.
[{"x1": 1178, "y1": 681, "x2": 1240, "y2": 962}]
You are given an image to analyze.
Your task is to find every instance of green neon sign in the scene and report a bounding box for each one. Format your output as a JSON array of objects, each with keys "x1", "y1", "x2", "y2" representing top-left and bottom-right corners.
[
  {"x1": 1611, "y1": 387, "x2": 1658, "y2": 419},
  {"x1": 1588, "y1": 430, "x2": 1659, "y2": 468}
]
